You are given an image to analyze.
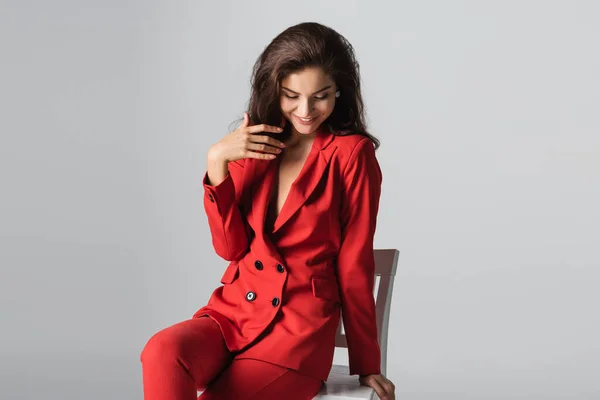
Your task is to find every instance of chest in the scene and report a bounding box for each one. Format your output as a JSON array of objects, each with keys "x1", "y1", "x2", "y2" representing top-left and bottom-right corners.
[{"x1": 267, "y1": 144, "x2": 313, "y2": 221}]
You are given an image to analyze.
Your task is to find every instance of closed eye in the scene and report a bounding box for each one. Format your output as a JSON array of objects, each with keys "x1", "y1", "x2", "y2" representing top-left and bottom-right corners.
[{"x1": 284, "y1": 94, "x2": 329, "y2": 100}]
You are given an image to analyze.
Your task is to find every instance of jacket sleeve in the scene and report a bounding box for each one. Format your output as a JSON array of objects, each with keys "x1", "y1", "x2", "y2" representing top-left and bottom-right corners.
[
  {"x1": 337, "y1": 137, "x2": 383, "y2": 376},
  {"x1": 202, "y1": 159, "x2": 250, "y2": 261}
]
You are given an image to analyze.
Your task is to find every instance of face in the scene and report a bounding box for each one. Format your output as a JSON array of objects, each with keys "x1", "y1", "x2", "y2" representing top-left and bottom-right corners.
[{"x1": 279, "y1": 66, "x2": 337, "y2": 135}]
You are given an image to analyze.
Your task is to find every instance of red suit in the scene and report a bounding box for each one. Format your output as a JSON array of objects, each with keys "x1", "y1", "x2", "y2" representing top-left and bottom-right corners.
[{"x1": 192, "y1": 126, "x2": 382, "y2": 382}]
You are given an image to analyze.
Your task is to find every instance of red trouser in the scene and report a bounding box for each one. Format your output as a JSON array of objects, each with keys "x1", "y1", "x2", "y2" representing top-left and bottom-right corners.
[{"x1": 140, "y1": 316, "x2": 323, "y2": 400}]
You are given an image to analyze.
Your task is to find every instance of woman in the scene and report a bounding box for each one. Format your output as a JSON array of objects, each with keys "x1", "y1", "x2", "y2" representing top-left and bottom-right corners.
[{"x1": 141, "y1": 22, "x2": 396, "y2": 400}]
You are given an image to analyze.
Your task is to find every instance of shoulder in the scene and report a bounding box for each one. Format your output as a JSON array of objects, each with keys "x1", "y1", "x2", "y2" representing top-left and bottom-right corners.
[
  {"x1": 332, "y1": 132, "x2": 372, "y2": 153},
  {"x1": 331, "y1": 133, "x2": 377, "y2": 170}
]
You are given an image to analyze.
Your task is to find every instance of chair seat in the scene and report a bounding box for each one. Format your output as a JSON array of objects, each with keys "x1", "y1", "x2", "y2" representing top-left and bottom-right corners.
[{"x1": 313, "y1": 365, "x2": 375, "y2": 399}]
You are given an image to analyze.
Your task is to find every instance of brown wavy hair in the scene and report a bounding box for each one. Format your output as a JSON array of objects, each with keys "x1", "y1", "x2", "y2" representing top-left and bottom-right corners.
[{"x1": 233, "y1": 21, "x2": 380, "y2": 149}]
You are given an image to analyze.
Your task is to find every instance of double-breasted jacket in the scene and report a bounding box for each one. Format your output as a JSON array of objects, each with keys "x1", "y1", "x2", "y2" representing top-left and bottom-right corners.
[{"x1": 192, "y1": 125, "x2": 383, "y2": 382}]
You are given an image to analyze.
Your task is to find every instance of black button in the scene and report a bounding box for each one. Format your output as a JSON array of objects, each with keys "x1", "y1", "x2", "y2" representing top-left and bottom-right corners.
[
  {"x1": 254, "y1": 260, "x2": 263, "y2": 270},
  {"x1": 276, "y1": 264, "x2": 285, "y2": 273},
  {"x1": 271, "y1": 297, "x2": 280, "y2": 307},
  {"x1": 246, "y1": 291, "x2": 256, "y2": 302},
  {"x1": 208, "y1": 194, "x2": 214, "y2": 202}
]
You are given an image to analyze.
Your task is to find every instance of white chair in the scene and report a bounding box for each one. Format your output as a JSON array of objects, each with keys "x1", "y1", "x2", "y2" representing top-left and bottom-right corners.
[{"x1": 314, "y1": 248, "x2": 400, "y2": 400}]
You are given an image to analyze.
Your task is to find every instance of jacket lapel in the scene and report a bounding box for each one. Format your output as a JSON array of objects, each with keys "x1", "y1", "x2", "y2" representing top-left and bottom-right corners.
[
  {"x1": 271, "y1": 127, "x2": 337, "y2": 234},
  {"x1": 246, "y1": 125, "x2": 337, "y2": 236}
]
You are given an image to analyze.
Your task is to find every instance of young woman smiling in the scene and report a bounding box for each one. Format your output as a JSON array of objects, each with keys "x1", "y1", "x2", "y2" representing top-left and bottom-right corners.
[{"x1": 141, "y1": 21, "x2": 395, "y2": 400}]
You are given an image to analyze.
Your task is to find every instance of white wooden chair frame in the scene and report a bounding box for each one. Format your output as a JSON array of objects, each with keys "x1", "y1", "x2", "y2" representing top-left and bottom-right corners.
[{"x1": 314, "y1": 248, "x2": 400, "y2": 399}]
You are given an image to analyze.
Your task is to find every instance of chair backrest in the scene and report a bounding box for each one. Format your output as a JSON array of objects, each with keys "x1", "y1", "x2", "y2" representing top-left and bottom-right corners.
[{"x1": 334, "y1": 248, "x2": 399, "y2": 376}]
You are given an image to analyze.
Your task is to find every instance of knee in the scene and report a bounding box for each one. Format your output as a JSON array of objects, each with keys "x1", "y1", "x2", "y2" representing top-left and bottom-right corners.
[{"x1": 140, "y1": 328, "x2": 184, "y2": 366}]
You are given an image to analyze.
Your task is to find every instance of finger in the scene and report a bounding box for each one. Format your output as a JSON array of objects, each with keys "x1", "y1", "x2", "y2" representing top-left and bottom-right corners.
[
  {"x1": 382, "y1": 381, "x2": 395, "y2": 399},
  {"x1": 377, "y1": 377, "x2": 395, "y2": 400},
  {"x1": 246, "y1": 123, "x2": 283, "y2": 134},
  {"x1": 368, "y1": 379, "x2": 387, "y2": 400},
  {"x1": 241, "y1": 112, "x2": 250, "y2": 128},
  {"x1": 249, "y1": 134, "x2": 286, "y2": 148},
  {"x1": 246, "y1": 142, "x2": 283, "y2": 155},
  {"x1": 244, "y1": 150, "x2": 277, "y2": 160}
]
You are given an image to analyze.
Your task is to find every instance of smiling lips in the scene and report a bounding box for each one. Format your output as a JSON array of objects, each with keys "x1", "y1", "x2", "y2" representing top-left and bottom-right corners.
[{"x1": 293, "y1": 114, "x2": 317, "y2": 125}]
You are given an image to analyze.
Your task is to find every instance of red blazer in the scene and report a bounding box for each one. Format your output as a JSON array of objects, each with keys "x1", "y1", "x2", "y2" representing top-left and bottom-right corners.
[{"x1": 192, "y1": 126, "x2": 382, "y2": 382}]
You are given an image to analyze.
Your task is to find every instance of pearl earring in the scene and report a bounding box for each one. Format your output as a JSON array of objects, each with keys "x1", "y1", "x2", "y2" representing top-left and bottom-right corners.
[{"x1": 335, "y1": 91, "x2": 340, "y2": 98}]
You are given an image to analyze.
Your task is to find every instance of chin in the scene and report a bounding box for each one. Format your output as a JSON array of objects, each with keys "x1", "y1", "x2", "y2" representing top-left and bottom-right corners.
[
  {"x1": 292, "y1": 125, "x2": 318, "y2": 135},
  {"x1": 289, "y1": 119, "x2": 322, "y2": 135}
]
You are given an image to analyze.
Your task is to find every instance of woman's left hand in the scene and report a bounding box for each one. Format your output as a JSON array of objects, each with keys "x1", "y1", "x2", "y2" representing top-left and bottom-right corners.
[{"x1": 359, "y1": 373, "x2": 395, "y2": 400}]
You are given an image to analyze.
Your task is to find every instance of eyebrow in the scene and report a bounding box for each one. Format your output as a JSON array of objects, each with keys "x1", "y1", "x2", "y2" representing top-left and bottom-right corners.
[{"x1": 281, "y1": 85, "x2": 332, "y2": 95}]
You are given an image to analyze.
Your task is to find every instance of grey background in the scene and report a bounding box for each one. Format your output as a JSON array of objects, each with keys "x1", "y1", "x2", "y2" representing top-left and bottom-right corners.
[{"x1": 1, "y1": 1, "x2": 599, "y2": 399}]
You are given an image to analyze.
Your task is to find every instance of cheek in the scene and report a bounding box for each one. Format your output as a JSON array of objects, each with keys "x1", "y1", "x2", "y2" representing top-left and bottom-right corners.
[
  {"x1": 280, "y1": 98, "x2": 293, "y2": 112},
  {"x1": 318, "y1": 101, "x2": 335, "y2": 117}
]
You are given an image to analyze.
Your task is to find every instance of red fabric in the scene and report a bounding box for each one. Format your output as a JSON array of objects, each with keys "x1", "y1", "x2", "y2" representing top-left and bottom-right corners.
[
  {"x1": 193, "y1": 126, "x2": 383, "y2": 381},
  {"x1": 140, "y1": 317, "x2": 322, "y2": 400}
]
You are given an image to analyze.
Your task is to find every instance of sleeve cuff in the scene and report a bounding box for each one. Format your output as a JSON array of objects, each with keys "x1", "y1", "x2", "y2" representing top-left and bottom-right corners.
[
  {"x1": 348, "y1": 338, "x2": 382, "y2": 376},
  {"x1": 203, "y1": 170, "x2": 236, "y2": 211}
]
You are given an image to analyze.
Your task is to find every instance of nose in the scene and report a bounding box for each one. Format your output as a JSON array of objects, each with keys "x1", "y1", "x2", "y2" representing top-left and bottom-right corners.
[{"x1": 297, "y1": 98, "x2": 315, "y2": 117}]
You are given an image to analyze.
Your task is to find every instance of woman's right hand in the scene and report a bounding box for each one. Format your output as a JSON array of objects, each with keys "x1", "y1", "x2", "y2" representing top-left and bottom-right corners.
[{"x1": 208, "y1": 112, "x2": 286, "y2": 164}]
